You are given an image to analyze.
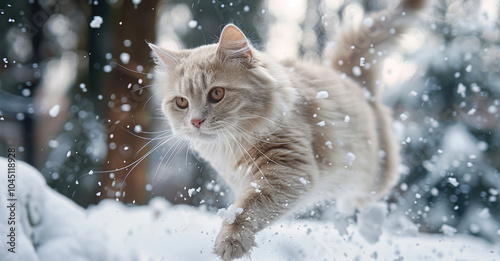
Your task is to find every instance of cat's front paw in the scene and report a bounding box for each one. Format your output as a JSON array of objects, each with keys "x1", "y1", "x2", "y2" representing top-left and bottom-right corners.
[{"x1": 214, "y1": 223, "x2": 256, "y2": 261}]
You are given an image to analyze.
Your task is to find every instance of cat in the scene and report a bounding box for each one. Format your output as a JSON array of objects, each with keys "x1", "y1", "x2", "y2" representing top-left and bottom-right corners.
[{"x1": 149, "y1": 0, "x2": 422, "y2": 259}]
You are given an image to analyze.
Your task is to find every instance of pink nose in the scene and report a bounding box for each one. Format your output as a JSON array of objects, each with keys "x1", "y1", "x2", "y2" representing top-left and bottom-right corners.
[{"x1": 191, "y1": 118, "x2": 205, "y2": 128}]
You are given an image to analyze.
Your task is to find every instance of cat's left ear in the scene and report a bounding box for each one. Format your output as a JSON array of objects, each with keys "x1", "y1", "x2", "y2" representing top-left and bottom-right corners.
[
  {"x1": 216, "y1": 24, "x2": 253, "y2": 65},
  {"x1": 149, "y1": 43, "x2": 179, "y2": 71}
]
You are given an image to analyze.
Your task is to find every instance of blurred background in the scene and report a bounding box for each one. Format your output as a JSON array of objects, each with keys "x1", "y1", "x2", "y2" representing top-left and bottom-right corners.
[{"x1": 0, "y1": 0, "x2": 499, "y2": 244}]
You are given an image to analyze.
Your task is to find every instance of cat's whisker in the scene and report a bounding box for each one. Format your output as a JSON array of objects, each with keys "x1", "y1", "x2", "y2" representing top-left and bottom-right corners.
[
  {"x1": 219, "y1": 119, "x2": 281, "y2": 136},
  {"x1": 130, "y1": 83, "x2": 178, "y2": 93},
  {"x1": 221, "y1": 128, "x2": 251, "y2": 171},
  {"x1": 161, "y1": 139, "x2": 190, "y2": 182},
  {"x1": 219, "y1": 129, "x2": 240, "y2": 166},
  {"x1": 223, "y1": 125, "x2": 295, "y2": 170},
  {"x1": 185, "y1": 141, "x2": 191, "y2": 167},
  {"x1": 112, "y1": 61, "x2": 151, "y2": 76},
  {"x1": 220, "y1": 120, "x2": 309, "y2": 145},
  {"x1": 75, "y1": 135, "x2": 168, "y2": 181},
  {"x1": 133, "y1": 131, "x2": 174, "y2": 158},
  {"x1": 129, "y1": 83, "x2": 159, "y2": 92},
  {"x1": 227, "y1": 115, "x2": 287, "y2": 136},
  {"x1": 151, "y1": 135, "x2": 186, "y2": 184},
  {"x1": 223, "y1": 127, "x2": 272, "y2": 186},
  {"x1": 115, "y1": 133, "x2": 182, "y2": 198},
  {"x1": 143, "y1": 89, "x2": 168, "y2": 110},
  {"x1": 226, "y1": 114, "x2": 284, "y2": 127},
  {"x1": 159, "y1": 139, "x2": 190, "y2": 184},
  {"x1": 133, "y1": 128, "x2": 172, "y2": 135},
  {"x1": 114, "y1": 122, "x2": 161, "y2": 141},
  {"x1": 78, "y1": 130, "x2": 177, "y2": 196}
]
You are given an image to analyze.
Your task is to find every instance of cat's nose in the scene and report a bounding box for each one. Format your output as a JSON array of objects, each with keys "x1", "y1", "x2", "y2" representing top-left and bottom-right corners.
[{"x1": 191, "y1": 118, "x2": 205, "y2": 128}]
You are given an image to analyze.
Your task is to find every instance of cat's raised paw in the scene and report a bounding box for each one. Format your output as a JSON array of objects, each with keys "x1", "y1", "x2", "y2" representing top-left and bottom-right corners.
[{"x1": 214, "y1": 225, "x2": 256, "y2": 261}]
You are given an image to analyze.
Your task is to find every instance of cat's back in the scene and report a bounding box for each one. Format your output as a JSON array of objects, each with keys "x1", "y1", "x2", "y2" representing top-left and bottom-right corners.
[
  {"x1": 277, "y1": 58, "x2": 395, "y2": 212},
  {"x1": 279, "y1": 59, "x2": 366, "y2": 102}
]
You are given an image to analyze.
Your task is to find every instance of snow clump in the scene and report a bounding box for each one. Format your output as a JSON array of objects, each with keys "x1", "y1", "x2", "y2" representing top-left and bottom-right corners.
[
  {"x1": 441, "y1": 224, "x2": 457, "y2": 236},
  {"x1": 316, "y1": 91, "x2": 329, "y2": 99},
  {"x1": 48, "y1": 104, "x2": 60, "y2": 118},
  {"x1": 357, "y1": 203, "x2": 388, "y2": 243},
  {"x1": 346, "y1": 152, "x2": 356, "y2": 165},
  {"x1": 217, "y1": 205, "x2": 243, "y2": 224},
  {"x1": 448, "y1": 177, "x2": 459, "y2": 187},
  {"x1": 90, "y1": 16, "x2": 103, "y2": 28}
]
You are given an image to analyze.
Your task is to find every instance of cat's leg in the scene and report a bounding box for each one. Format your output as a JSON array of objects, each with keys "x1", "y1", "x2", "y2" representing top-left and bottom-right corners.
[{"x1": 214, "y1": 165, "x2": 314, "y2": 260}]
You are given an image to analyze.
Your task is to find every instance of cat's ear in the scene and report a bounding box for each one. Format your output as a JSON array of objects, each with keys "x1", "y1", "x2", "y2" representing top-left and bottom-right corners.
[
  {"x1": 149, "y1": 43, "x2": 179, "y2": 70},
  {"x1": 216, "y1": 24, "x2": 253, "y2": 64}
]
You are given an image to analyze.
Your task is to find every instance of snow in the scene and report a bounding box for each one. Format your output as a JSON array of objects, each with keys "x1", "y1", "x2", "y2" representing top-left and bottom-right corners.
[
  {"x1": 346, "y1": 152, "x2": 356, "y2": 165},
  {"x1": 103, "y1": 64, "x2": 112, "y2": 73},
  {"x1": 316, "y1": 120, "x2": 326, "y2": 126},
  {"x1": 316, "y1": 91, "x2": 329, "y2": 99},
  {"x1": 360, "y1": 57, "x2": 366, "y2": 67},
  {"x1": 250, "y1": 181, "x2": 261, "y2": 193},
  {"x1": 1, "y1": 158, "x2": 499, "y2": 260},
  {"x1": 479, "y1": 208, "x2": 491, "y2": 219},
  {"x1": 400, "y1": 113, "x2": 408, "y2": 121},
  {"x1": 120, "y1": 52, "x2": 130, "y2": 64},
  {"x1": 352, "y1": 65, "x2": 362, "y2": 77},
  {"x1": 448, "y1": 177, "x2": 459, "y2": 187},
  {"x1": 488, "y1": 105, "x2": 498, "y2": 114},
  {"x1": 457, "y1": 82, "x2": 466, "y2": 95},
  {"x1": 357, "y1": 203, "x2": 388, "y2": 244},
  {"x1": 465, "y1": 64, "x2": 472, "y2": 72},
  {"x1": 363, "y1": 17, "x2": 374, "y2": 27},
  {"x1": 217, "y1": 205, "x2": 243, "y2": 225},
  {"x1": 48, "y1": 104, "x2": 60, "y2": 118},
  {"x1": 121, "y1": 104, "x2": 131, "y2": 112},
  {"x1": 89, "y1": 16, "x2": 103, "y2": 29},
  {"x1": 188, "y1": 20, "x2": 198, "y2": 29},
  {"x1": 441, "y1": 224, "x2": 458, "y2": 236}
]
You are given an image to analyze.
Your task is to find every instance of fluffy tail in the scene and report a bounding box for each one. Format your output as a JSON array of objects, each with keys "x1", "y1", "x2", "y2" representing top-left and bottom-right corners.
[{"x1": 331, "y1": 0, "x2": 424, "y2": 96}]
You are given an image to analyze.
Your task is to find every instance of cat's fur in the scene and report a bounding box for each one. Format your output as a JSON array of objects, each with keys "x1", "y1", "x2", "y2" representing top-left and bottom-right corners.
[{"x1": 150, "y1": 1, "x2": 422, "y2": 260}]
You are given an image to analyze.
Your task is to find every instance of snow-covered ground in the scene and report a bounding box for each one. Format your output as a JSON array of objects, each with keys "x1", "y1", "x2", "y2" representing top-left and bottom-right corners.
[{"x1": 1, "y1": 157, "x2": 499, "y2": 261}]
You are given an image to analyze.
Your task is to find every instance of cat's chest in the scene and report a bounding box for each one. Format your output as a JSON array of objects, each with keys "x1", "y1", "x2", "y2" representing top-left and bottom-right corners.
[{"x1": 191, "y1": 141, "x2": 257, "y2": 191}]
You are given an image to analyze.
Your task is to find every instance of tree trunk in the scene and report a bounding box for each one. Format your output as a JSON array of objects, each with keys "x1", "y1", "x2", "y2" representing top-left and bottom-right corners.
[{"x1": 100, "y1": 1, "x2": 158, "y2": 204}]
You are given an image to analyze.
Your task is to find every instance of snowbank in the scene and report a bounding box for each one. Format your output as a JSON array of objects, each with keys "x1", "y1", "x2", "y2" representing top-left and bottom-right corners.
[{"x1": 1, "y1": 158, "x2": 498, "y2": 261}]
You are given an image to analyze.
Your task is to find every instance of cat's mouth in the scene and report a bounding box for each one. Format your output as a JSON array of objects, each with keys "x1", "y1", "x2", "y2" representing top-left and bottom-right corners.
[{"x1": 187, "y1": 128, "x2": 219, "y2": 141}]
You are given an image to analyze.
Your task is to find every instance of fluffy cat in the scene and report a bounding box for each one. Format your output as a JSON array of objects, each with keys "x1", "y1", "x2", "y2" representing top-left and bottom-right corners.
[{"x1": 149, "y1": 0, "x2": 422, "y2": 259}]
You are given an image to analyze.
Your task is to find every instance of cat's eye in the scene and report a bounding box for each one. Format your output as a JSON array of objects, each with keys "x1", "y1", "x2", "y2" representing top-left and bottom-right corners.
[
  {"x1": 175, "y1": 97, "x2": 188, "y2": 109},
  {"x1": 208, "y1": 87, "x2": 225, "y2": 103}
]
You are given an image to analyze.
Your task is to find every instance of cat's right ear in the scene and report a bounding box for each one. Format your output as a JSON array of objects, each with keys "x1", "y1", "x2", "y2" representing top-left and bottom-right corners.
[
  {"x1": 149, "y1": 43, "x2": 178, "y2": 70},
  {"x1": 216, "y1": 24, "x2": 253, "y2": 66}
]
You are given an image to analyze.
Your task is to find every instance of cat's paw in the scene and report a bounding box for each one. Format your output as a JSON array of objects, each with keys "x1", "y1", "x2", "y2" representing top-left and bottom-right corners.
[{"x1": 214, "y1": 224, "x2": 256, "y2": 261}]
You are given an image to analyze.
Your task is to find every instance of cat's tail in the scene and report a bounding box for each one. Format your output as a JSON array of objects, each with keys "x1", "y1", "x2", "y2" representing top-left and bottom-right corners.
[{"x1": 330, "y1": 0, "x2": 424, "y2": 96}]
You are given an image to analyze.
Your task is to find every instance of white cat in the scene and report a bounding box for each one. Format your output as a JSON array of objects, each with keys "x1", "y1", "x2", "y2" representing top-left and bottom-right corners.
[{"x1": 149, "y1": 0, "x2": 422, "y2": 259}]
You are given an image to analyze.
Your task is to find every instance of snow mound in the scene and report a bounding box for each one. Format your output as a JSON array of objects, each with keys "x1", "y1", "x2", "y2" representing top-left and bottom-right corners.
[
  {"x1": 0, "y1": 157, "x2": 139, "y2": 261},
  {"x1": 1, "y1": 158, "x2": 498, "y2": 261}
]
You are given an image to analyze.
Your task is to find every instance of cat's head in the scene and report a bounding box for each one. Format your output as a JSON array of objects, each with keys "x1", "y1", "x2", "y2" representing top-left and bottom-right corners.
[{"x1": 150, "y1": 24, "x2": 293, "y2": 143}]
